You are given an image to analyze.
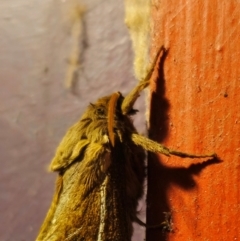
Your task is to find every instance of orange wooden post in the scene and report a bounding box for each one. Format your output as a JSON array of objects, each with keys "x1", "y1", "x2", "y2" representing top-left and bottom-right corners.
[{"x1": 147, "y1": 1, "x2": 240, "y2": 240}]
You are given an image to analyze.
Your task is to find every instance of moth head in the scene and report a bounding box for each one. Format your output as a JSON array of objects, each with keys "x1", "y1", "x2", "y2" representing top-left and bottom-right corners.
[
  {"x1": 85, "y1": 99, "x2": 109, "y2": 121},
  {"x1": 82, "y1": 93, "x2": 137, "y2": 147}
]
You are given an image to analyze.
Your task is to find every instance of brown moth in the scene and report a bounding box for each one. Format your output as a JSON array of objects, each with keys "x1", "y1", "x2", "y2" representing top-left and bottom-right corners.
[{"x1": 36, "y1": 47, "x2": 215, "y2": 241}]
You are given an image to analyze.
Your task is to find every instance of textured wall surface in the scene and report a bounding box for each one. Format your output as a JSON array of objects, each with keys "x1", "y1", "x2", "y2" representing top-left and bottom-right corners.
[
  {"x1": 0, "y1": 0, "x2": 147, "y2": 240},
  {"x1": 147, "y1": 1, "x2": 240, "y2": 241}
]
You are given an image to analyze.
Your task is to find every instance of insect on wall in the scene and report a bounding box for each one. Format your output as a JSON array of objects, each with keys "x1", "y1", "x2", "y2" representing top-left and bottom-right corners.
[
  {"x1": 34, "y1": 1, "x2": 217, "y2": 240},
  {"x1": 36, "y1": 46, "x2": 216, "y2": 241}
]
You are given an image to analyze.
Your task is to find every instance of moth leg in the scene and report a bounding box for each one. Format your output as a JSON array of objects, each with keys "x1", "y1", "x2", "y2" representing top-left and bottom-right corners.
[
  {"x1": 50, "y1": 139, "x2": 90, "y2": 171},
  {"x1": 131, "y1": 133, "x2": 216, "y2": 158},
  {"x1": 121, "y1": 46, "x2": 165, "y2": 114},
  {"x1": 161, "y1": 212, "x2": 173, "y2": 232},
  {"x1": 134, "y1": 215, "x2": 172, "y2": 231}
]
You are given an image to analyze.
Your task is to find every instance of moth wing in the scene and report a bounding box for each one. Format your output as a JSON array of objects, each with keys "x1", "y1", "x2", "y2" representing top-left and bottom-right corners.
[
  {"x1": 49, "y1": 123, "x2": 90, "y2": 171},
  {"x1": 79, "y1": 142, "x2": 111, "y2": 196},
  {"x1": 37, "y1": 141, "x2": 111, "y2": 240}
]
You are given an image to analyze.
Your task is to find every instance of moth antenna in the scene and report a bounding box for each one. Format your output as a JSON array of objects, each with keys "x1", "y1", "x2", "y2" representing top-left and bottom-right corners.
[
  {"x1": 108, "y1": 92, "x2": 121, "y2": 146},
  {"x1": 121, "y1": 46, "x2": 164, "y2": 115}
]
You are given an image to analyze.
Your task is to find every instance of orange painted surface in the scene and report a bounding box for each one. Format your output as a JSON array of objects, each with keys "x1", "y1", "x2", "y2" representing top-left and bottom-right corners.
[{"x1": 147, "y1": 1, "x2": 240, "y2": 241}]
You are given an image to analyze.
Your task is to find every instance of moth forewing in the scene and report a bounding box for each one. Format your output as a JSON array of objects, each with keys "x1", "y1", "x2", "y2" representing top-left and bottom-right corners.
[{"x1": 50, "y1": 138, "x2": 90, "y2": 171}]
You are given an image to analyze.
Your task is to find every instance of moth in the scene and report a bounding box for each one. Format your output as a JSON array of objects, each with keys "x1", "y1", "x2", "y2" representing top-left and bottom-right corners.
[{"x1": 36, "y1": 47, "x2": 215, "y2": 241}]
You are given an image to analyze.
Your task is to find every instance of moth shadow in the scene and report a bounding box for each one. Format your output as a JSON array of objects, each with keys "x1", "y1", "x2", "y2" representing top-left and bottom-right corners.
[
  {"x1": 146, "y1": 48, "x2": 221, "y2": 240},
  {"x1": 146, "y1": 155, "x2": 221, "y2": 240}
]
